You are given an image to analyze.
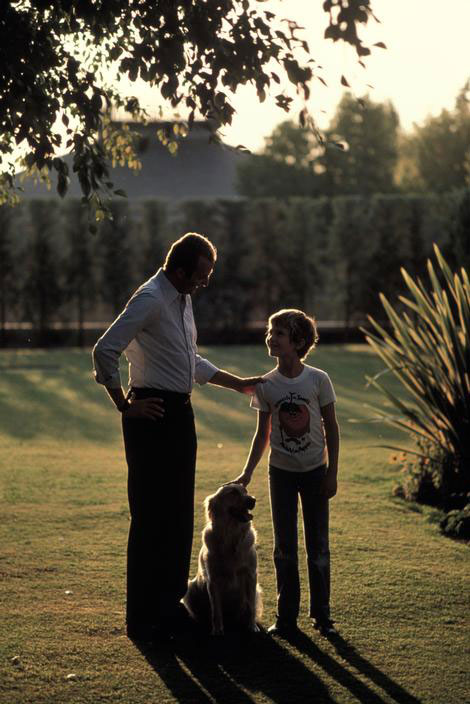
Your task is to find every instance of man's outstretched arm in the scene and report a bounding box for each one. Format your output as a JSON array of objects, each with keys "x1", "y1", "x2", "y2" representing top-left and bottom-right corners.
[{"x1": 208, "y1": 370, "x2": 264, "y2": 395}]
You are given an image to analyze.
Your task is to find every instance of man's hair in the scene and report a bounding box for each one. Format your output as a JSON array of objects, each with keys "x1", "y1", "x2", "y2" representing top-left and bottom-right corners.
[
  {"x1": 268, "y1": 308, "x2": 319, "y2": 360},
  {"x1": 164, "y1": 232, "x2": 217, "y2": 276}
]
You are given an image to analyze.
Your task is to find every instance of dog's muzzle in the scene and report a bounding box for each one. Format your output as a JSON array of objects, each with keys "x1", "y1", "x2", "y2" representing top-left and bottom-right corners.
[
  {"x1": 229, "y1": 496, "x2": 256, "y2": 522},
  {"x1": 246, "y1": 496, "x2": 256, "y2": 510}
]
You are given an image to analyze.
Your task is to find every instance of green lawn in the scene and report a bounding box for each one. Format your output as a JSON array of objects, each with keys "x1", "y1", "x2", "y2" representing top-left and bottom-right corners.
[{"x1": 0, "y1": 346, "x2": 468, "y2": 704}]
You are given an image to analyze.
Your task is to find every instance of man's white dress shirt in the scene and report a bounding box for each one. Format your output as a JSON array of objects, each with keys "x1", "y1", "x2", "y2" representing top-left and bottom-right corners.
[{"x1": 93, "y1": 269, "x2": 218, "y2": 392}]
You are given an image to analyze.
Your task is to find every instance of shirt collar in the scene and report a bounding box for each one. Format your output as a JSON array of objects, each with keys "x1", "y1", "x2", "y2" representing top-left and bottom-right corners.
[{"x1": 155, "y1": 268, "x2": 185, "y2": 304}]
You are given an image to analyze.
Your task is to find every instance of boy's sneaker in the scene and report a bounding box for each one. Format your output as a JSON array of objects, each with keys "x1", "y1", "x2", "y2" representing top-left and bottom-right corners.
[
  {"x1": 267, "y1": 620, "x2": 299, "y2": 638},
  {"x1": 313, "y1": 618, "x2": 338, "y2": 638}
]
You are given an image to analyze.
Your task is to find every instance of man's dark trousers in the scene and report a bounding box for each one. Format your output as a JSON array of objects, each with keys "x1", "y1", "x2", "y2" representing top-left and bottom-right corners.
[{"x1": 122, "y1": 388, "x2": 197, "y2": 635}]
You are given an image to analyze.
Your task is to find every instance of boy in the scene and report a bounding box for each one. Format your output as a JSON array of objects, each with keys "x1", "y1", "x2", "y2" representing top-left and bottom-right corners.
[{"x1": 233, "y1": 309, "x2": 340, "y2": 637}]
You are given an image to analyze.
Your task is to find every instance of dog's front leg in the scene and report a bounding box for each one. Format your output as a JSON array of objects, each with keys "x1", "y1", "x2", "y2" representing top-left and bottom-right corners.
[
  {"x1": 207, "y1": 581, "x2": 224, "y2": 636},
  {"x1": 245, "y1": 573, "x2": 260, "y2": 633}
]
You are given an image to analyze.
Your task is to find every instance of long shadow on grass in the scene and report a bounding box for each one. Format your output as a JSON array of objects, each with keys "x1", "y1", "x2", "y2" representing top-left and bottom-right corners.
[
  {"x1": 285, "y1": 630, "x2": 422, "y2": 704},
  {"x1": 138, "y1": 631, "x2": 334, "y2": 703}
]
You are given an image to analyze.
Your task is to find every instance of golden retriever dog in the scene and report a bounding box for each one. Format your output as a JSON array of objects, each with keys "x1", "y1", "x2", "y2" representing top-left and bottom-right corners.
[{"x1": 183, "y1": 483, "x2": 262, "y2": 635}]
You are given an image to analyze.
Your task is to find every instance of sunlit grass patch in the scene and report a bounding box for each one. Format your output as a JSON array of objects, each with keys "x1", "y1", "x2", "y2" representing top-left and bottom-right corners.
[{"x1": 0, "y1": 346, "x2": 468, "y2": 704}]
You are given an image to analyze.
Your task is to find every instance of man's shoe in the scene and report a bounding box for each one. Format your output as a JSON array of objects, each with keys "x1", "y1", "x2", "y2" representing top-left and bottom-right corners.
[
  {"x1": 127, "y1": 625, "x2": 152, "y2": 641},
  {"x1": 267, "y1": 621, "x2": 299, "y2": 638},
  {"x1": 172, "y1": 603, "x2": 195, "y2": 632},
  {"x1": 127, "y1": 624, "x2": 172, "y2": 645}
]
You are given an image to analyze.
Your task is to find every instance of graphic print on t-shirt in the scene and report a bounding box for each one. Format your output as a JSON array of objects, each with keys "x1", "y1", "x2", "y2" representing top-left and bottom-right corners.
[{"x1": 275, "y1": 392, "x2": 311, "y2": 454}]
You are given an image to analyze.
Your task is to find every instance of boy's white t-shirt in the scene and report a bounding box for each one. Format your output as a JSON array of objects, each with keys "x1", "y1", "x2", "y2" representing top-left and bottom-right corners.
[{"x1": 251, "y1": 364, "x2": 336, "y2": 472}]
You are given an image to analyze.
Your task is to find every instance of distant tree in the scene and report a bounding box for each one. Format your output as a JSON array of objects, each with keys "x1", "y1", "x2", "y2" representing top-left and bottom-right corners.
[
  {"x1": 0, "y1": 1, "x2": 380, "y2": 213},
  {"x1": 63, "y1": 200, "x2": 96, "y2": 345},
  {"x1": 319, "y1": 93, "x2": 399, "y2": 195},
  {"x1": 397, "y1": 82, "x2": 470, "y2": 193},
  {"x1": 239, "y1": 93, "x2": 399, "y2": 199},
  {"x1": 236, "y1": 121, "x2": 322, "y2": 198},
  {"x1": 22, "y1": 200, "x2": 63, "y2": 344}
]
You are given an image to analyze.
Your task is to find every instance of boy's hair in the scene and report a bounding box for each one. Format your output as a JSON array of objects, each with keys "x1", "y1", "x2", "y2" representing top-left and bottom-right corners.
[
  {"x1": 268, "y1": 308, "x2": 319, "y2": 360},
  {"x1": 164, "y1": 232, "x2": 217, "y2": 276}
]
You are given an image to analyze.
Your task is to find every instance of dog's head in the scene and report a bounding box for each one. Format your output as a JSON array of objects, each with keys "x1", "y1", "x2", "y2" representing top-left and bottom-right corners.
[{"x1": 205, "y1": 483, "x2": 256, "y2": 524}]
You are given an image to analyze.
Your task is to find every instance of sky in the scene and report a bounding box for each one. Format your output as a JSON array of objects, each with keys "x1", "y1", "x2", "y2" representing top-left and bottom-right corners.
[{"x1": 158, "y1": 0, "x2": 469, "y2": 152}]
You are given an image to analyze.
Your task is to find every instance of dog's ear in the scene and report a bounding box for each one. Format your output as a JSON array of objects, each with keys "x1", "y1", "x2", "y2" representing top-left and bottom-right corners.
[{"x1": 205, "y1": 493, "x2": 219, "y2": 522}]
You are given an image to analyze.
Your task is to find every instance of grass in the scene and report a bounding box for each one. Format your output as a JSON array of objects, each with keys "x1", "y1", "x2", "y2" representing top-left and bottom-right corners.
[{"x1": 0, "y1": 345, "x2": 468, "y2": 704}]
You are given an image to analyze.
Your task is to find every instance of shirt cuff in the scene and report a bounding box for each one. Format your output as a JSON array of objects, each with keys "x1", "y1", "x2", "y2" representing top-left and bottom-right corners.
[
  {"x1": 93, "y1": 369, "x2": 122, "y2": 388},
  {"x1": 194, "y1": 358, "x2": 219, "y2": 385}
]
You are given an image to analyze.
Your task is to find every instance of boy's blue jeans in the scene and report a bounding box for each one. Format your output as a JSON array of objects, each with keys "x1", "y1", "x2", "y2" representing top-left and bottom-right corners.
[{"x1": 269, "y1": 464, "x2": 331, "y2": 625}]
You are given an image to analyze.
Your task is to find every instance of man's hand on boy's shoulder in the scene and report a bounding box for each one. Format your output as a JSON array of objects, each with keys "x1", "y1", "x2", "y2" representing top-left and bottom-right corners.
[
  {"x1": 237, "y1": 376, "x2": 265, "y2": 395},
  {"x1": 322, "y1": 469, "x2": 338, "y2": 498},
  {"x1": 209, "y1": 370, "x2": 264, "y2": 395}
]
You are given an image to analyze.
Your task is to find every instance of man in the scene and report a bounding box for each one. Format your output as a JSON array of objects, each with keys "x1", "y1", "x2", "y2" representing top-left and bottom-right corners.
[{"x1": 92, "y1": 232, "x2": 261, "y2": 643}]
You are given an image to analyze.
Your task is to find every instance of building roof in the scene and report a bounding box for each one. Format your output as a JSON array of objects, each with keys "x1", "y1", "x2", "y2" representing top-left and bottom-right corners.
[{"x1": 19, "y1": 121, "x2": 248, "y2": 201}]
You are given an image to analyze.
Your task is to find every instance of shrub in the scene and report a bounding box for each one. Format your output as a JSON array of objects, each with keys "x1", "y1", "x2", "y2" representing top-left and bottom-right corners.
[
  {"x1": 364, "y1": 245, "x2": 470, "y2": 517},
  {"x1": 392, "y1": 435, "x2": 464, "y2": 509},
  {"x1": 440, "y1": 504, "x2": 470, "y2": 539}
]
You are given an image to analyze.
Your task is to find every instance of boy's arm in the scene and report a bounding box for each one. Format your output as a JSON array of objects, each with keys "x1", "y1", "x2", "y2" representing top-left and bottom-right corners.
[
  {"x1": 232, "y1": 411, "x2": 272, "y2": 487},
  {"x1": 321, "y1": 402, "x2": 340, "y2": 498}
]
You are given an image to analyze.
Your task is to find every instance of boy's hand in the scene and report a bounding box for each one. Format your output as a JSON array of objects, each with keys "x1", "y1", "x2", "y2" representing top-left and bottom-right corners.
[
  {"x1": 321, "y1": 469, "x2": 338, "y2": 498},
  {"x1": 230, "y1": 471, "x2": 252, "y2": 487}
]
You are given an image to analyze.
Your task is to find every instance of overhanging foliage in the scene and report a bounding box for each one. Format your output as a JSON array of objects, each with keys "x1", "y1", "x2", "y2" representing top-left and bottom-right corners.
[{"x1": 1, "y1": 0, "x2": 380, "y2": 216}]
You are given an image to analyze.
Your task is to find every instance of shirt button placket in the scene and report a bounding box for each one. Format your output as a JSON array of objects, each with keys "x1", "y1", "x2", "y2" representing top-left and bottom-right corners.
[{"x1": 180, "y1": 295, "x2": 192, "y2": 391}]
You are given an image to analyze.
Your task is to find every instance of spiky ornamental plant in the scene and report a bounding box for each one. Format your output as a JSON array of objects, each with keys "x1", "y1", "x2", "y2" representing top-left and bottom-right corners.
[{"x1": 363, "y1": 244, "x2": 470, "y2": 517}]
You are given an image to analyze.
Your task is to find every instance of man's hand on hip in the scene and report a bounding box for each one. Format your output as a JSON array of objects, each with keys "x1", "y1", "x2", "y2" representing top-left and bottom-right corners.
[{"x1": 124, "y1": 397, "x2": 165, "y2": 420}]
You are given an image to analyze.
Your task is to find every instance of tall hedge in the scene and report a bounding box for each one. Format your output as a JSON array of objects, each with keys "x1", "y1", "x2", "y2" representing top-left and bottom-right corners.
[
  {"x1": 22, "y1": 200, "x2": 63, "y2": 345},
  {"x1": 0, "y1": 191, "x2": 468, "y2": 344},
  {"x1": 63, "y1": 200, "x2": 96, "y2": 346}
]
